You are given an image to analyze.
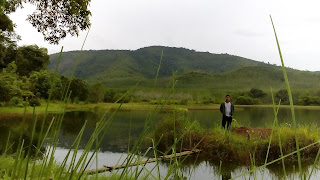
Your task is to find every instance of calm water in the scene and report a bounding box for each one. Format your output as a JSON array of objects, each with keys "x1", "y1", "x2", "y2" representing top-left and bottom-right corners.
[{"x1": 1, "y1": 106, "x2": 320, "y2": 179}]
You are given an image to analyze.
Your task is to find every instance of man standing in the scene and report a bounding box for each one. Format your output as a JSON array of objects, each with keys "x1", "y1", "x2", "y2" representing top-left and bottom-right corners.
[{"x1": 220, "y1": 95, "x2": 235, "y2": 130}]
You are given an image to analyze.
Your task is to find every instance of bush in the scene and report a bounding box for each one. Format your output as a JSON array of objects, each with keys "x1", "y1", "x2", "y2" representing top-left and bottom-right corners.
[
  {"x1": 29, "y1": 98, "x2": 41, "y2": 107},
  {"x1": 236, "y1": 96, "x2": 254, "y2": 105},
  {"x1": 179, "y1": 99, "x2": 188, "y2": 105},
  {"x1": 74, "y1": 97, "x2": 80, "y2": 104},
  {"x1": 252, "y1": 98, "x2": 262, "y2": 105},
  {"x1": 104, "y1": 89, "x2": 116, "y2": 102},
  {"x1": 249, "y1": 88, "x2": 266, "y2": 98},
  {"x1": 202, "y1": 97, "x2": 214, "y2": 104},
  {"x1": 85, "y1": 98, "x2": 94, "y2": 104},
  {"x1": 299, "y1": 96, "x2": 311, "y2": 106},
  {"x1": 275, "y1": 89, "x2": 289, "y2": 104},
  {"x1": 299, "y1": 96, "x2": 320, "y2": 106},
  {"x1": 9, "y1": 97, "x2": 23, "y2": 107},
  {"x1": 113, "y1": 92, "x2": 131, "y2": 103}
]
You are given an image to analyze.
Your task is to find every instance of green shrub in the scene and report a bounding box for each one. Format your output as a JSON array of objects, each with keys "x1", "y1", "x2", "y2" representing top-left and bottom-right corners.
[
  {"x1": 85, "y1": 98, "x2": 94, "y2": 103},
  {"x1": 311, "y1": 96, "x2": 320, "y2": 105},
  {"x1": 74, "y1": 97, "x2": 80, "y2": 104},
  {"x1": 179, "y1": 99, "x2": 188, "y2": 105},
  {"x1": 249, "y1": 88, "x2": 266, "y2": 98},
  {"x1": 104, "y1": 89, "x2": 116, "y2": 102},
  {"x1": 29, "y1": 98, "x2": 41, "y2": 107},
  {"x1": 152, "y1": 111, "x2": 203, "y2": 151},
  {"x1": 202, "y1": 97, "x2": 214, "y2": 104},
  {"x1": 299, "y1": 96, "x2": 320, "y2": 106},
  {"x1": 252, "y1": 98, "x2": 262, "y2": 105},
  {"x1": 235, "y1": 96, "x2": 253, "y2": 105},
  {"x1": 9, "y1": 97, "x2": 23, "y2": 107},
  {"x1": 299, "y1": 96, "x2": 311, "y2": 106}
]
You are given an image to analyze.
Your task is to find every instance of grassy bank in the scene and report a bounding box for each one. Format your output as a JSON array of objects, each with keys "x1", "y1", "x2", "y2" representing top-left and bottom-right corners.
[
  {"x1": 0, "y1": 101, "x2": 221, "y2": 114},
  {"x1": 151, "y1": 112, "x2": 320, "y2": 165},
  {"x1": 0, "y1": 155, "x2": 148, "y2": 180},
  {"x1": 3, "y1": 100, "x2": 320, "y2": 115}
]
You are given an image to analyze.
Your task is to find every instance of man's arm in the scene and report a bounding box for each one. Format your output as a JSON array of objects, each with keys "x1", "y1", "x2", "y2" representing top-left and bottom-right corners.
[
  {"x1": 231, "y1": 103, "x2": 235, "y2": 115},
  {"x1": 220, "y1": 103, "x2": 223, "y2": 113}
]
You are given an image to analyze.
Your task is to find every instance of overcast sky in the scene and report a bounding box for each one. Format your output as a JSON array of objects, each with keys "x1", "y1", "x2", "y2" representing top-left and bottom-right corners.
[{"x1": 8, "y1": 0, "x2": 320, "y2": 71}]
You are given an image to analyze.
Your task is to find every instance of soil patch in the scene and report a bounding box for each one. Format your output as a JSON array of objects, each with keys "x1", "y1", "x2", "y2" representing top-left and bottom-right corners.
[{"x1": 232, "y1": 126, "x2": 272, "y2": 139}]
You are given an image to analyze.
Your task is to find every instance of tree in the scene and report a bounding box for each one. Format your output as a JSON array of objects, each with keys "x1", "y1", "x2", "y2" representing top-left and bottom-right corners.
[
  {"x1": 88, "y1": 83, "x2": 105, "y2": 103},
  {"x1": 2, "y1": 0, "x2": 91, "y2": 44},
  {"x1": 29, "y1": 70, "x2": 62, "y2": 99},
  {"x1": 0, "y1": 61, "x2": 30, "y2": 101},
  {"x1": 249, "y1": 88, "x2": 266, "y2": 99},
  {"x1": 69, "y1": 77, "x2": 89, "y2": 102},
  {"x1": 104, "y1": 89, "x2": 116, "y2": 103},
  {"x1": 235, "y1": 96, "x2": 253, "y2": 105},
  {"x1": 0, "y1": 78, "x2": 11, "y2": 101},
  {"x1": 15, "y1": 45, "x2": 50, "y2": 76},
  {"x1": 0, "y1": 10, "x2": 18, "y2": 68},
  {"x1": 275, "y1": 89, "x2": 288, "y2": 104}
]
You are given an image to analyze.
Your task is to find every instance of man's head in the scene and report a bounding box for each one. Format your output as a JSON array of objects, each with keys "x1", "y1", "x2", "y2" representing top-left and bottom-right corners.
[{"x1": 225, "y1": 95, "x2": 230, "y2": 102}]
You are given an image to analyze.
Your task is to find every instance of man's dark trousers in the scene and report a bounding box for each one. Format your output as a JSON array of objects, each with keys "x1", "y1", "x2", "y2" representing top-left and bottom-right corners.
[{"x1": 222, "y1": 115, "x2": 232, "y2": 130}]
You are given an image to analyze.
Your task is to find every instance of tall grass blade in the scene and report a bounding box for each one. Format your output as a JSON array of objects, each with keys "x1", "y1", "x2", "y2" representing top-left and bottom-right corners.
[
  {"x1": 271, "y1": 90, "x2": 286, "y2": 179},
  {"x1": 154, "y1": 49, "x2": 164, "y2": 88},
  {"x1": 231, "y1": 141, "x2": 319, "y2": 180},
  {"x1": 24, "y1": 107, "x2": 37, "y2": 179},
  {"x1": 270, "y1": 15, "x2": 302, "y2": 175},
  {"x1": 4, "y1": 131, "x2": 11, "y2": 156},
  {"x1": 11, "y1": 106, "x2": 27, "y2": 179},
  {"x1": 262, "y1": 93, "x2": 281, "y2": 180}
]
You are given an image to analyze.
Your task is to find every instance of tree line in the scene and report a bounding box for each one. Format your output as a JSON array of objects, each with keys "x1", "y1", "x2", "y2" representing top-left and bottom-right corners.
[{"x1": 233, "y1": 88, "x2": 320, "y2": 106}]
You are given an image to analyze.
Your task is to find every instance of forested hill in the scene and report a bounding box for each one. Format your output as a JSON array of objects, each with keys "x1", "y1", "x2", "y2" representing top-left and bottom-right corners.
[
  {"x1": 48, "y1": 46, "x2": 320, "y2": 90},
  {"x1": 49, "y1": 46, "x2": 266, "y2": 79}
]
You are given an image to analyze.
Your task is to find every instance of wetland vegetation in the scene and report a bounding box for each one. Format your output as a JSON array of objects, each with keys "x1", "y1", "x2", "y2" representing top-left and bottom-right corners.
[{"x1": 1, "y1": 1, "x2": 320, "y2": 179}]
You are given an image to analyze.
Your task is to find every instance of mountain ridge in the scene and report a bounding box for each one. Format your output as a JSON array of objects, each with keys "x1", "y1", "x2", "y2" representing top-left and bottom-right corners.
[{"x1": 48, "y1": 46, "x2": 320, "y2": 90}]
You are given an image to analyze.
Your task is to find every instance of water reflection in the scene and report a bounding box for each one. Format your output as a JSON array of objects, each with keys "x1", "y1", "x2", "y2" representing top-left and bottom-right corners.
[{"x1": 0, "y1": 113, "x2": 47, "y2": 156}]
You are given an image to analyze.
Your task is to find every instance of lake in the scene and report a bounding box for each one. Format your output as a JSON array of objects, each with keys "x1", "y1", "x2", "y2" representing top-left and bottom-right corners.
[{"x1": 1, "y1": 105, "x2": 320, "y2": 179}]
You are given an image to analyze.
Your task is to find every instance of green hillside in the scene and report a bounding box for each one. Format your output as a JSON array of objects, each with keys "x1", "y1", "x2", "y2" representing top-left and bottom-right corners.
[
  {"x1": 49, "y1": 46, "x2": 320, "y2": 90},
  {"x1": 175, "y1": 66, "x2": 320, "y2": 90}
]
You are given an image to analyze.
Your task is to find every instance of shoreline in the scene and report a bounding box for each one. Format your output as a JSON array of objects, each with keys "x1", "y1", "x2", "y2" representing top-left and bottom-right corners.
[{"x1": 1, "y1": 102, "x2": 320, "y2": 114}]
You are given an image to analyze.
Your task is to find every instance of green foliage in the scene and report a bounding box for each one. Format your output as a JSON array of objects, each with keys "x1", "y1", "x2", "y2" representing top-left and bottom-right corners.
[
  {"x1": 275, "y1": 89, "x2": 289, "y2": 104},
  {"x1": 29, "y1": 98, "x2": 41, "y2": 107},
  {"x1": 0, "y1": 9, "x2": 18, "y2": 68},
  {"x1": 29, "y1": 70, "x2": 54, "y2": 99},
  {"x1": 249, "y1": 88, "x2": 267, "y2": 98},
  {"x1": 153, "y1": 110, "x2": 203, "y2": 151},
  {"x1": 88, "y1": 82, "x2": 105, "y2": 103},
  {"x1": 179, "y1": 99, "x2": 188, "y2": 105},
  {"x1": 0, "y1": 78, "x2": 11, "y2": 101},
  {"x1": 49, "y1": 47, "x2": 320, "y2": 93},
  {"x1": 63, "y1": 77, "x2": 89, "y2": 102},
  {"x1": 15, "y1": 45, "x2": 50, "y2": 76},
  {"x1": 2, "y1": 0, "x2": 91, "y2": 44},
  {"x1": 201, "y1": 97, "x2": 213, "y2": 104},
  {"x1": 235, "y1": 96, "x2": 254, "y2": 105},
  {"x1": 252, "y1": 98, "x2": 262, "y2": 105},
  {"x1": 298, "y1": 95, "x2": 320, "y2": 106},
  {"x1": 48, "y1": 46, "x2": 266, "y2": 87},
  {"x1": 74, "y1": 97, "x2": 80, "y2": 104},
  {"x1": 153, "y1": 115, "x2": 320, "y2": 164},
  {"x1": 8, "y1": 96, "x2": 22, "y2": 107},
  {"x1": 0, "y1": 62, "x2": 31, "y2": 102},
  {"x1": 104, "y1": 89, "x2": 116, "y2": 102}
]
